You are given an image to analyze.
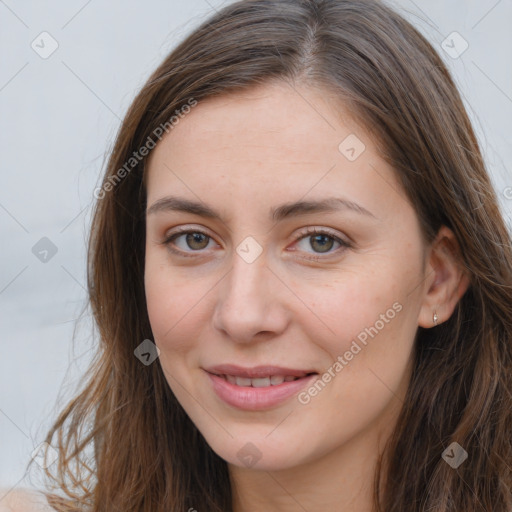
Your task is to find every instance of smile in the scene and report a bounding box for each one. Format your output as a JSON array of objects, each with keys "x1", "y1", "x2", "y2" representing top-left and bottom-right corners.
[
  {"x1": 204, "y1": 365, "x2": 318, "y2": 410},
  {"x1": 215, "y1": 374, "x2": 307, "y2": 387}
]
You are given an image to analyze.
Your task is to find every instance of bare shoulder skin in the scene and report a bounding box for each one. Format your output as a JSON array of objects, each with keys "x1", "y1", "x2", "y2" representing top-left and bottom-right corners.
[{"x1": 0, "y1": 488, "x2": 55, "y2": 512}]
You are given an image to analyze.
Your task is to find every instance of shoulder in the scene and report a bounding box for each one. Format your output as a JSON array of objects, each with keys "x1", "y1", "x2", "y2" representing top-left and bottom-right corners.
[{"x1": 0, "y1": 487, "x2": 56, "y2": 512}]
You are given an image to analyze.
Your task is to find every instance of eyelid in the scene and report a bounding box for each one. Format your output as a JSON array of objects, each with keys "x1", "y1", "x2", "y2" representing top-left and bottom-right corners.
[
  {"x1": 288, "y1": 226, "x2": 352, "y2": 260},
  {"x1": 292, "y1": 226, "x2": 351, "y2": 245},
  {"x1": 163, "y1": 224, "x2": 216, "y2": 242},
  {"x1": 161, "y1": 225, "x2": 220, "y2": 257},
  {"x1": 161, "y1": 225, "x2": 352, "y2": 258}
]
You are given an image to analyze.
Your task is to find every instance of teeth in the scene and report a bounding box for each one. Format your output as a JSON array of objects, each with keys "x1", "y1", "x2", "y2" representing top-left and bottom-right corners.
[
  {"x1": 235, "y1": 376, "x2": 252, "y2": 387},
  {"x1": 270, "y1": 375, "x2": 285, "y2": 385},
  {"x1": 252, "y1": 377, "x2": 271, "y2": 387},
  {"x1": 226, "y1": 374, "x2": 237, "y2": 385},
  {"x1": 225, "y1": 375, "x2": 300, "y2": 387}
]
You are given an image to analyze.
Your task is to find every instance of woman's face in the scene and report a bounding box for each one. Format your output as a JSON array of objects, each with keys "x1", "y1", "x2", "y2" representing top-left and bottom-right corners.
[{"x1": 144, "y1": 81, "x2": 429, "y2": 471}]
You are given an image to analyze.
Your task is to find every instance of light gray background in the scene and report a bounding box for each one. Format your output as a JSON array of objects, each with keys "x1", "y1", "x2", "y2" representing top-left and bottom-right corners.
[{"x1": 1, "y1": 0, "x2": 511, "y2": 491}]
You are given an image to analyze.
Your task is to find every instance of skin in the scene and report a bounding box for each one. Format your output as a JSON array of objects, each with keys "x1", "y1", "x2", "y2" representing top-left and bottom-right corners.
[{"x1": 144, "y1": 81, "x2": 469, "y2": 512}]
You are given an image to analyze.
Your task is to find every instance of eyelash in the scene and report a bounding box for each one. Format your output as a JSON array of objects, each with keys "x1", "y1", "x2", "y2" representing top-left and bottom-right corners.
[{"x1": 160, "y1": 226, "x2": 352, "y2": 261}]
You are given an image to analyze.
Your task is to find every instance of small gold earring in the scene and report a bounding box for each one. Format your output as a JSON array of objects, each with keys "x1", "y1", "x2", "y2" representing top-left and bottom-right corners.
[{"x1": 433, "y1": 310, "x2": 438, "y2": 326}]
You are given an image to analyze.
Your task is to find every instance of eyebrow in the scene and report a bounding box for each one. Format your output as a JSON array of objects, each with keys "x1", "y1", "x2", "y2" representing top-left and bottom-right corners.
[{"x1": 146, "y1": 195, "x2": 376, "y2": 221}]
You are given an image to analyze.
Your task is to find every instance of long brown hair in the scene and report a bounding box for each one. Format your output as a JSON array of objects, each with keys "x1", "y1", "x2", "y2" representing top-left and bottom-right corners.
[{"x1": 31, "y1": 0, "x2": 512, "y2": 510}]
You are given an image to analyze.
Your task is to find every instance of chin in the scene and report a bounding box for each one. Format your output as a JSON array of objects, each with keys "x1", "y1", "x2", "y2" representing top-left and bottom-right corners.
[{"x1": 201, "y1": 429, "x2": 315, "y2": 472}]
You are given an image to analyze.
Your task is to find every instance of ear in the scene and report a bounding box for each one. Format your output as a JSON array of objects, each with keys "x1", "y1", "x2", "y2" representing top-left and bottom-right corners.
[{"x1": 418, "y1": 226, "x2": 470, "y2": 328}]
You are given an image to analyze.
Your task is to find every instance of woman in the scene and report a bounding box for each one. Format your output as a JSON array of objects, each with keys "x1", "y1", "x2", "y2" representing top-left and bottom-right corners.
[{"x1": 4, "y1": 0, "x2": 511, "y2": 510}]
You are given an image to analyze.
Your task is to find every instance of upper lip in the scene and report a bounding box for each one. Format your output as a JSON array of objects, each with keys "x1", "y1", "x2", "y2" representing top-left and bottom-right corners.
[{"x1": 204, "y1": 364, "x2": 317, "y2": 379}]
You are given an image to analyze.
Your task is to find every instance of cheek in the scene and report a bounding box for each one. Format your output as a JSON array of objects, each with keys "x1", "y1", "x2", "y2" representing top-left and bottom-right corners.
[
  {"x1": 144, "y1": 252, "x2": 223, "y2": 361},
  {"x1": 290, "y1": 266, "x2": 402, "y2": 356},
  {"x1": 144, "y1": 253, "x2": 198, "y2": 353},
  {"x1": 291, "y1": 271, "x2": 417, "y2": 447},
  {"x1": 293, "y1": 246, "x2": 422, "y2": 381}
]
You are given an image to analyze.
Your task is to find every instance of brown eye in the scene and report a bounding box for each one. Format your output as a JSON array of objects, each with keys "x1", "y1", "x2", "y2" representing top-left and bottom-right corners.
[
  {"x1": 293, "y1": 227, "x2": 351, "y2": 259},
  {"x1": 163, "y1": 229, "x2": 216, "y2": 255},
  {"x1": 309, "y1": 234, "x2": 335, "y2": 253},
  {"x1": 184, "y1": 232, "x2": 210, "y2": 250}
]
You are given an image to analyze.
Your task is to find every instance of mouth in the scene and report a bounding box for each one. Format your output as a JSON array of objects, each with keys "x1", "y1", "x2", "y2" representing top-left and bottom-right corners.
[
  {"x1": 209, "y1": 373, "x2": 317, "y2": 387},
  {"x1": 203, "y1": 364, "x2": 319, "y2": 410}
]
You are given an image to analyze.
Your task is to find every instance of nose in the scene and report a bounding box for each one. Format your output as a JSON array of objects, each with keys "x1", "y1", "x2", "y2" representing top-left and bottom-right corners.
[{"x1": 212, "y1": 250, "x2": 290, "y2": 344}]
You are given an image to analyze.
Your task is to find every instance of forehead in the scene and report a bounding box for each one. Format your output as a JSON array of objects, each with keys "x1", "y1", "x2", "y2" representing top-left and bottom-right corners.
[
  {"x1": 149, "y1": 82, "x2": 362, "y2": 166},
  {"x1": 145, "y1": 81, "x2": 406, "y2": 221}
]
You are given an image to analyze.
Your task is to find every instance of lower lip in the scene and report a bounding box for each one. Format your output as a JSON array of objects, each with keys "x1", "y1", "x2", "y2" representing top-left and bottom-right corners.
[{"x1": 205, "y1": 371, "x2": 318, "y2": 411}]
